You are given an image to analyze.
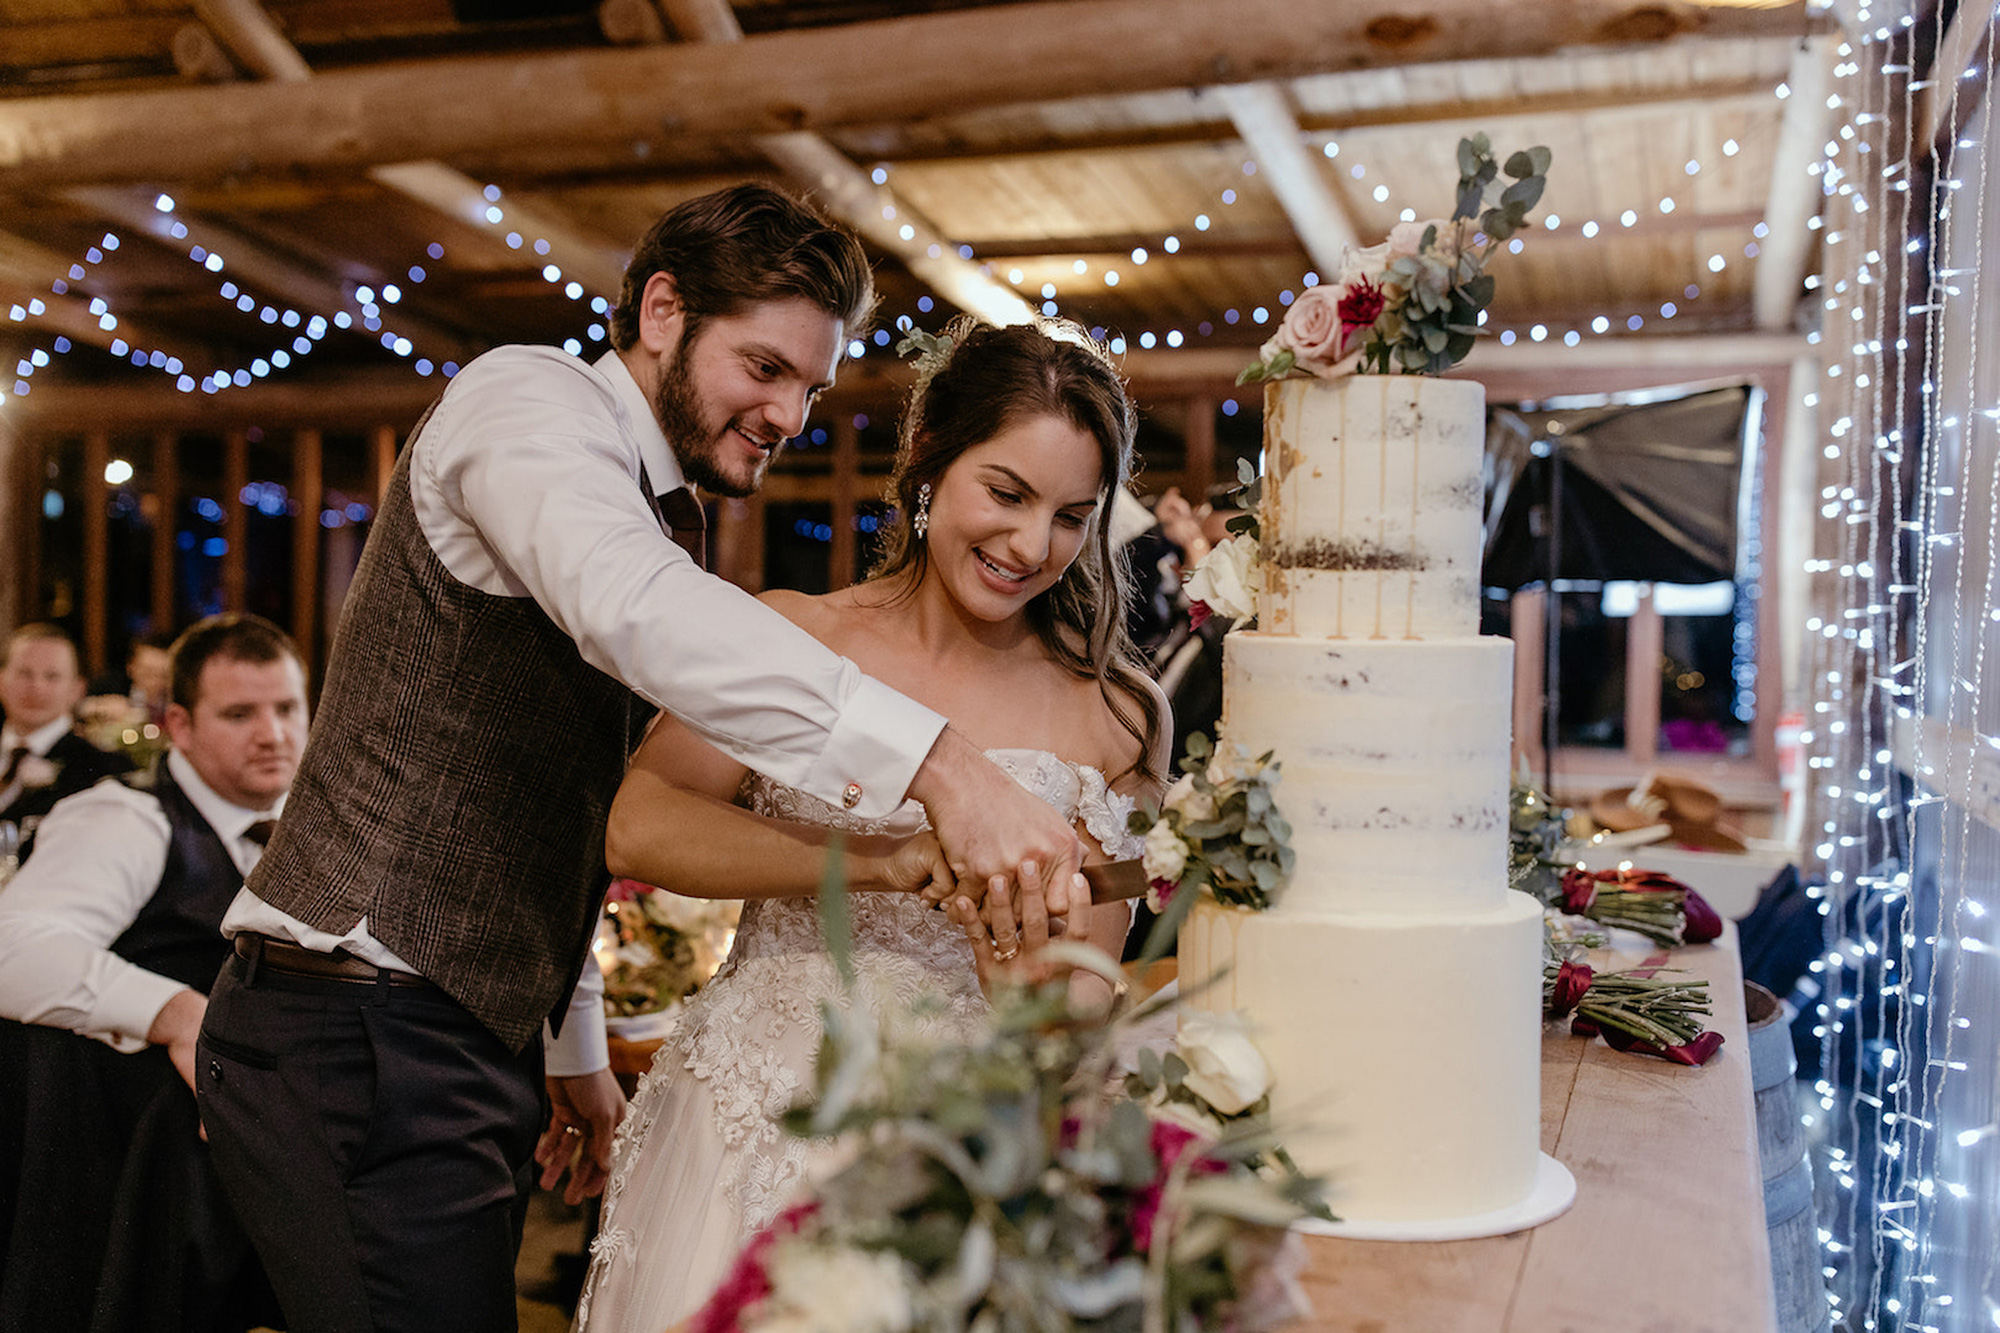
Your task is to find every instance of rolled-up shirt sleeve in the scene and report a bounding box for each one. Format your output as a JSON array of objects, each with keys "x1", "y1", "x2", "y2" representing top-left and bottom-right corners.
[
  {"x1": 421, "y1": 349, "x2": 945, "y2": 819},
  {"x1": 0, "y1": 783, "x2": 185, "y2": 1051}
]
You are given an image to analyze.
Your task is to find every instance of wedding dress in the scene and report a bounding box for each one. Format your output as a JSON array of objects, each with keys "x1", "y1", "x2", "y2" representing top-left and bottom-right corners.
[{"x1": 573, "y1": 749, "x2": 1145, "y2": 1333}]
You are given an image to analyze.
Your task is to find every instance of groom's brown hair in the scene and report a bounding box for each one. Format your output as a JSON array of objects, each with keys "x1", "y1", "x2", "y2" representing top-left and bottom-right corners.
[{"x1": 609, "y1": 184, "x2": 877, "y2": 351}]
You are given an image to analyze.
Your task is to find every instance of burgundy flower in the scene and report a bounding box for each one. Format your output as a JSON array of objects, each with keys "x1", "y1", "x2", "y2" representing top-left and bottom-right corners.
[
  {"x1": 1546, "y1": 960, "x2": 1594, "y2": 1018},
  {"x1": 1680, "y1": 889, "x2": 1724, "y2": 944},
  {"x1": 1148, "y1": 877, "x2": 1179, "y2": 907},
  {"x1": 605, "y1": 878, "x2": 647, "y2": 903},
  {"x1": 688, "y1": 1200, "x2": 819, "y2": 1333},
  {"x1": 1189, "y1": 600, "x2": 1213, "y2": 631},
  {"x1": 1559, "y1": 868, "x2": 1598, "y2": 914},
  {"x1": 1133, "y1": 1121, "x2": 1227, "y2": 1253},
  {"x1": 1336, "y1": 277, "x2": 1386, "y2": 346}
]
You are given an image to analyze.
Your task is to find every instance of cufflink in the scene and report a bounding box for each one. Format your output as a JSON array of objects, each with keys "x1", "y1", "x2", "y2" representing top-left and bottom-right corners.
[{"x1": 841, "y1": 782, "x2": 863, "y2": 809}]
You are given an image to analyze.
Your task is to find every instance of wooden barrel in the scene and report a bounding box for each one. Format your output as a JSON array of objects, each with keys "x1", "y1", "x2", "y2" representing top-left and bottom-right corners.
[{"x1": 1745, "y1": 980, "x2": 1829, "y2": 1333}]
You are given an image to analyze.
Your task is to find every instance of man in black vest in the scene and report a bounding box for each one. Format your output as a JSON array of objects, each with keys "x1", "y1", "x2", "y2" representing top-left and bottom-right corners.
[
  {"x1": 196, "y1": 184, "x2": 1087, "y2": 1332},
  {"x1": 0, "y1": 622, "x2": 134, "y2": 839},
  {"x1": 0, "y1": 614, "x2": 305, "y2": 1332}
]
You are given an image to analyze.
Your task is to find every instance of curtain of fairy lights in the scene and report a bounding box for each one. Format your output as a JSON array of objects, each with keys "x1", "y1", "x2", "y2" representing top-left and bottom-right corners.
[{"x1": 1805, "y1": 4, "x2": 2000, "y2": 1331}]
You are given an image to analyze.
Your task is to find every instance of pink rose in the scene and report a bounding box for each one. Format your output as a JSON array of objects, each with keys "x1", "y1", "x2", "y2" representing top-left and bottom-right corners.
[{"x1": 1262, "y1": 285, "x2": 1344, "y2": 369}]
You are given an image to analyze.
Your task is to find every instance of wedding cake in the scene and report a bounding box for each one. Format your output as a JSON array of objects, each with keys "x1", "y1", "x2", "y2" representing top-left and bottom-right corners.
[{"x1": 1180, "y1": 374, "x2": 1546, "y2": 1227}]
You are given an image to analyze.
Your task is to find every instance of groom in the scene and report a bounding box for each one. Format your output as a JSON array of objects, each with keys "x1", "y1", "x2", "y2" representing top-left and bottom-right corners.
[{"x1": 195, "y1": 184, "x2": 1082, "y2": 1333}]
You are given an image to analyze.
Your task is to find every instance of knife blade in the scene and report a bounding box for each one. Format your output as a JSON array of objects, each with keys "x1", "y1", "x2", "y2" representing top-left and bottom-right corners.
[{"x1": 1081, "y1": 859, "x2": 1150, "y2": 904}]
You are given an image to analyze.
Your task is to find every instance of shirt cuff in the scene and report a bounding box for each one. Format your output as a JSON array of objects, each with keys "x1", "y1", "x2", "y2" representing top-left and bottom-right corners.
[
  {"x1": 802, "y1": 675, "x2": 948, "y2": 820},
  {"x1": 544, "y1": 974, "x2": 609, "y2": 1078},
  {"x1": 92, "y1": 967, "x2": 191, "y2": 1054}
]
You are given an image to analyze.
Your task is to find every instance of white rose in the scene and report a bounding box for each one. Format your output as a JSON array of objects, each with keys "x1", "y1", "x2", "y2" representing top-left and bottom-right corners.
[
  {"x1": 1183, "y1": 534, "x2": 1259, "y2": 622},
  {"x1": 764, "y1": 1242, "x2": 913, "y2": 1333},
  {"x1": 1141, "y1": 819, "x2": 1190, "y2": 885},
  {"x1": 1162, "y1": 773, "x2": 1216, "y2": 823},
  {"x1": 1176, "y1": 1010, "x2": 1272, "y2": 1115}
]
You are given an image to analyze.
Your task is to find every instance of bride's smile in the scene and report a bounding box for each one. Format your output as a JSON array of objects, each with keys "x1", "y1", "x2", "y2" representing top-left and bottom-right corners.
[{"x1": 924, "y1": 416, "x2": 1103, "y2": 620}]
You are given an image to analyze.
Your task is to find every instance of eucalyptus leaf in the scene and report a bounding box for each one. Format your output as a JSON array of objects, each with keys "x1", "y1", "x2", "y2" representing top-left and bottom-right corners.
[
  {"x1": 1050, "y1": 1258, "x2": 1144, "y2": 1317},
  {"x1": 1179, "y1": 1176, "x2": 1315, "y2": 1227}
]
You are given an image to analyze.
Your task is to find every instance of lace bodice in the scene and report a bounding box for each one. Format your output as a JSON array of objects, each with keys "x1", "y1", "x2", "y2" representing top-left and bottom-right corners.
[{"x1": 577, "y1": 750, "x2": 1146, "y2": 1331}]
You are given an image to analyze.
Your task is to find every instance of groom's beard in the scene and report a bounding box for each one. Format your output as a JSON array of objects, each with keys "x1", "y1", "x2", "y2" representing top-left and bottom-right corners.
[{"x1": 653, "y1": 335, "x2": 783, "y2": 500}]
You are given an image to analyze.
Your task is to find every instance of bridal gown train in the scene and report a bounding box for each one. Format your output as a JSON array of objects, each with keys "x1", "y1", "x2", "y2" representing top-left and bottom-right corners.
[{"x1": 573, "y1": 749, "x2": 1144, "y2": 1333}]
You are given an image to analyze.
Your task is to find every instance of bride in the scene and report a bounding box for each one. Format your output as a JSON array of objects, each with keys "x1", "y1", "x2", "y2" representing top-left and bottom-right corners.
[{"x1": 573, "y1": 316, "x2": 1169, "y2": 1332}]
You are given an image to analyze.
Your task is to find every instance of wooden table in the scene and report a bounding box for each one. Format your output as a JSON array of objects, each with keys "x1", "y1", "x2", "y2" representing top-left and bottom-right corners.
[{"x1": 1296, "y1": 930, "x2": 1773, "y2": 1333}]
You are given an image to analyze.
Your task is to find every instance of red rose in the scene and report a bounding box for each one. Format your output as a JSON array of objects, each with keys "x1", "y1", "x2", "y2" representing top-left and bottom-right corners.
[
  {"x1": 1680, "y1": 889, "x2": 1723, "y2": 944},
  {"x1": 1547, "y1": 960, "x2": 1594, "y2": 1018},
  {"x1": 1559, "y1": 869, "x2": 1598, "y2": 914}
]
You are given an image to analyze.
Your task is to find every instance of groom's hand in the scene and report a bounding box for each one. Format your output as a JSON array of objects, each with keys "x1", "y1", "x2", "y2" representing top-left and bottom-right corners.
[
  {"x1": 537, "y1": 1069, "x2": 626, "y2": 1205},
  {"x1": 908, "y1": 727, "x2": 1084, "y2": 922}
]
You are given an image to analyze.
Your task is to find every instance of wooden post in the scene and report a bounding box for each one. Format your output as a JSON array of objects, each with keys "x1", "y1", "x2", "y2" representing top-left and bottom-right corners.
[
  {"x1": 0, "y1": 416, "x2": 26, "y2": 633},
  {"x1": 222, "y1": 429, "x2": 247, "y2": 613},
  {"x1": 369, "y1": 424, "x2": 397, "y2": 504},
  {"x1": 81, "y1": 430, "x2": 109, "y2": 672},
  {"x1": 291, "y1": 428, "x2": 322, "y2": 667},
  {"x1": 1625, "y1": 586, "x2": 1663, "y2": 766},
  {"x1": 829, "y1": 418, "x2": 859, "y2": 591},
  {"x1": 1183, "y1": 396, "x2": 1216, "y2": 502},
  {"x1": 150, "y1": 430, "x2": 177, "y2": 633}
]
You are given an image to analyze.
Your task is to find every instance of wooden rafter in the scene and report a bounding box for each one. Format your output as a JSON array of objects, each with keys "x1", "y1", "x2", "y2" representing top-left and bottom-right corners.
[
  {"x1": 649, "y1": 0, "x2": 1031, "y2": 324},
  {"x1": 1210, "y1": 82, "x2": 1361, "y2": 278},
  {"x1": 190, "y1": 0, "x2": 630, "y2": 295},
  {"x1": 0, "y1": 0, "x2": 1825, "y2": 189},
  {"x1": 1752, "y1": 34, "x2": 1832, "y2": 331}
]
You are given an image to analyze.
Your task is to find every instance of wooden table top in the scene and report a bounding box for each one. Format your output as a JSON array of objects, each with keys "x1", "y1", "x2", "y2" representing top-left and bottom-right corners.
[{"x1": 1296, "y1": 930, "x2": 1774, "y2": 1333}]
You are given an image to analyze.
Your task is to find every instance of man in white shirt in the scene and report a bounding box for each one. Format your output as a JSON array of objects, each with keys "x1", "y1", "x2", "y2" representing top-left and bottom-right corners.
[
  {"x1": 0, "y1": 622, "x2": 133, "y2": 837},
  {"x1": 0, "y1": 614, "x2": 306, "y2": 1333},
  {"x1": 197, "y1": 184, "x2": 1086, "y2": 1332}
]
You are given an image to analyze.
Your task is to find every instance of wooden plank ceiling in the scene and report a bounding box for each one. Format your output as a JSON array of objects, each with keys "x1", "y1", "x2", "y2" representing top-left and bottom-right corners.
[{"x1": 0, "y1": 0, "x2": 1830, "y2": 421}]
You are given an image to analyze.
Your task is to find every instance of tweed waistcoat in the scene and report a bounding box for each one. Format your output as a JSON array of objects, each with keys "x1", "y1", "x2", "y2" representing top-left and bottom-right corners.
[
  {"x1": 247, "y1": 419, "x2": 664, "y2": 1050},
  {"x1": 109, "y1": 763, "x2": 241, "y2": 994}
]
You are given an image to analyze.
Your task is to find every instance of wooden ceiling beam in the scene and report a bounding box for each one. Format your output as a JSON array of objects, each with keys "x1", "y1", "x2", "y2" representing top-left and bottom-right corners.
[
  {"x1": 0, "y1": 0, "x2": 1825, "y2": 189},
  {"x1": 649, "y1": 0, "x2": 1032, "y2": 324},
  {"x1": 189, "y1": 0, "x2": 631, "y2": 295},
  {"x1": 1751, "y1": 35, "x2": 1831, "y2": 331},
  {"x1": 1210, "y1": 83, "x2": 1360, "y2": 278},
  {"x1": 62, "y1": 186, "x2": 488, "y2": 365}
]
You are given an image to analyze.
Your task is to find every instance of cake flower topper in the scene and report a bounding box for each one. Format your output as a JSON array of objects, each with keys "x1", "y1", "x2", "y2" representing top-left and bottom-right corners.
[{"x1": 1238, "y1": 134, "x2": 1552, "y2": 384}]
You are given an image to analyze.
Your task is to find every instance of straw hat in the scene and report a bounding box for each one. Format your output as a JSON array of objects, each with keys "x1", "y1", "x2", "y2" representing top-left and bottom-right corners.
[{"x1": 1588, "y1": 774, "x2": 1747, "y2": 853}]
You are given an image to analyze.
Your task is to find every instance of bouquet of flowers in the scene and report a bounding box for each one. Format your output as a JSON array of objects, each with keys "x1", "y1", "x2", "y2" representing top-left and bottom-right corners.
[
  {"x1": 1130, "y1": 731, "x2": 1294, "y2": 927},
  {"x1": 1508, "y1": 777, "x2": 1721, "y2": 949},
  {"x1": 1543, "y1": 950, "x2": 1724, "y2": 1068},
  {"x1": 594, "y1": 880, "x2": 740, "y2": 1020},
  {"x1": 1239, "y1": 133, "x2": 1550, "y2": 384},
  {"x1": 687, "y1": 902, "x2": 1328, "y2": 1333}
]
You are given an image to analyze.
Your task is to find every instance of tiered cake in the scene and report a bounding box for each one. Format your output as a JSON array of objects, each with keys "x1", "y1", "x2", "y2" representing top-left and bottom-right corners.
[{"x1": 1180, "y1": 374, "x2": 1547, "y2": 1228}]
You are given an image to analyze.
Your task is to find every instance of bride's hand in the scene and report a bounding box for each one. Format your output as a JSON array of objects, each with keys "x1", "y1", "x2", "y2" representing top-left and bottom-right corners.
[{"x1": 875, "y1": 832, "x2": 956, "y2": 899}]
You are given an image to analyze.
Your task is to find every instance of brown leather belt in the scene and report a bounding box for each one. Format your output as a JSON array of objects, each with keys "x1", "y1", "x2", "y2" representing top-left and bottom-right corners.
[{"x1": 234, "y1": 933, "x2": 436, "y2": 988}]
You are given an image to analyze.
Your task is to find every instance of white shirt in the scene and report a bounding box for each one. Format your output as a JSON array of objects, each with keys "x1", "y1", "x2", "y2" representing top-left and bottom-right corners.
[
  {"x1": 226, "y1": 346, "x2": 947, "y2": 1074},
  {"x1": 0, "y1": 713, "x2": 77, "y2": 813},
  {"x1": 0, "y1": 750, "x2": 279, "y2": 1052}
]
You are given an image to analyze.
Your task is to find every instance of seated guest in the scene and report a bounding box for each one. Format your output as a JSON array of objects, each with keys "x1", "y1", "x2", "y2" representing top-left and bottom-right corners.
[
  {"x1": 0, "y1": 614, "x2": 305, "y2": 1333},
  {"x1": 0, "y1": 622, "x2": 133, "y2": 837},
  {"x1": 87, "y1": 630, "x2": 179, "y2": 726}
]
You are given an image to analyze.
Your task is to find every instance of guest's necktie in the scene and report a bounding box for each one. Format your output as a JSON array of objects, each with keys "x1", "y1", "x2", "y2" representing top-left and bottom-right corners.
[
  {"x1": 660, "y1": 486, "x2": 708, "y2": 570},
  {"x1": 243, "y1": 819, "x2": 278, "y2": 847},
  {"x1": 0, "y1": 745, "x2": 28, "y2": 788}
]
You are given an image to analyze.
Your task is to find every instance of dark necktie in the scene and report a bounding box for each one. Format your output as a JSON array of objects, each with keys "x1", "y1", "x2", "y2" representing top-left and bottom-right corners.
[
  {"x1": 0, "y1": 745, "x2": 28, "y2": 788},
  {"x1": 243, "y1": 819, "x2": 278, "y2": 847},
  {"x1": 660, "y1": 486, "x2": 707, "y2": 570}
]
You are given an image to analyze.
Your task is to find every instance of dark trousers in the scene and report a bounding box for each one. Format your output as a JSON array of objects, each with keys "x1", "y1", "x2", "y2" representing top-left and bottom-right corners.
[{"x1": 195, "y1": 951, "x2": 545, "y2": 1333}]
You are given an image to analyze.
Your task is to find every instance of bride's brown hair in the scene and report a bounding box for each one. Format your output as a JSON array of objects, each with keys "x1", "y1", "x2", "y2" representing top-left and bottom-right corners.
[{"x1": 868, "y1": 315, "x2": 1164, "y2": 783}]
